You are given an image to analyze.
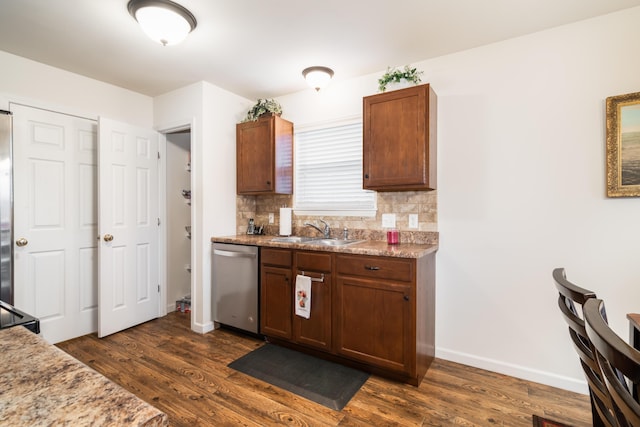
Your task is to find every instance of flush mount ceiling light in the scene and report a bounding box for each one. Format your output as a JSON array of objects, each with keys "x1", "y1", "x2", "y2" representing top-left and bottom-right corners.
[
  {"x1": 302, "y1": 66, "x2": 334, "y2": 91},
  {"x1": 127, "y1": 0, "x2": 197, "y2": 46}
]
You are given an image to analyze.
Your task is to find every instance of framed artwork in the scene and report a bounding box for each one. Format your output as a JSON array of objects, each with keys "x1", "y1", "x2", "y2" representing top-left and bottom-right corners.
[{"x1": 606, "y1": 91, "x2": 640, "y2": 197}]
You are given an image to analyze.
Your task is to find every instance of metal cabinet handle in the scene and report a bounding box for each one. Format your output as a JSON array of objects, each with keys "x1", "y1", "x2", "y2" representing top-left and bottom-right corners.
[
  {"x1": 213, "y1": 249, "x2": 257, "y2": 259},
  {"x1": 103, "y1": 234, "x2": 114, "y2": 242},
  {"x1": 16, "y1": 237, "x2": 28, "y2": 247},
  {"x1": 298, "y1": 271, "x2": 324, "y2": 283},
  {"x1": 364, "y1": 265, "x2": 380, "y2": 271}
]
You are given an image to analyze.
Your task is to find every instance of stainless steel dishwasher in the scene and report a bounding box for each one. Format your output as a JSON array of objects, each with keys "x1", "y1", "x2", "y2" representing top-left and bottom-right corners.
[{"x1": 212, "y1": 243, "x2": 259, "y2": 334}]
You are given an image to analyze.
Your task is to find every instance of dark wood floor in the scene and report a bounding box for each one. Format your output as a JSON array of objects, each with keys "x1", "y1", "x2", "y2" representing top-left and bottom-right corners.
[{"x1": 56, "y1": 312, "x2": 591, "y2": 427}]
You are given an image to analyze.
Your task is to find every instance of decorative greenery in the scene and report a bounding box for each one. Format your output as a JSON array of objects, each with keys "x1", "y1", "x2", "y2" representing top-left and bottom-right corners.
[
  {"x1": 378, "y1": 65, "x2": 424, "y2": 92},
  {"x1": 243, "y1": 98, "x2": 283, "y2": 122}
]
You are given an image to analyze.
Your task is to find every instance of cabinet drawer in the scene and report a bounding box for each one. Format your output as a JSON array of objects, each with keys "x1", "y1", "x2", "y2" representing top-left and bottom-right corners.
[
  {"x1": 295, "y1": 251, "x2": 332, "y2": 273},
  {"x1": 261, "y1": 248, "x2": 292, "y2": 267},
  {"x1": 336, "y1": 254, "x2": 413, "y2": 282}
]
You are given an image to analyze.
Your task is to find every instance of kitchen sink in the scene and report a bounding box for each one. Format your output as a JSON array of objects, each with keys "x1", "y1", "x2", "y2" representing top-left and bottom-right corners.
[
  {"x1": 271, "y1": 236, "x2": 364, "y2": 246},
  {"x1": 270, "y1": 236, "x2": 364, "y2": 246},
  {"x1": 306, "y1": 238, "x2": 364, "y2": 246},
  {"x1": 270, "y1": 236, "x2": 314, "y2": 243}
]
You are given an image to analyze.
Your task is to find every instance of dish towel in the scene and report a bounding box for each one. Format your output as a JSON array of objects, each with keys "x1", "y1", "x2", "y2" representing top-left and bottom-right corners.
[{"x1": 295, "y1": 274, "x2": 312, "y2": 319}]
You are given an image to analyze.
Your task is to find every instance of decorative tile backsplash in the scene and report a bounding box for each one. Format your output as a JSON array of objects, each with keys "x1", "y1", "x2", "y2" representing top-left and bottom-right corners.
[{"x1": 236, "y1": 191, "x2": 438, "y2": 244}]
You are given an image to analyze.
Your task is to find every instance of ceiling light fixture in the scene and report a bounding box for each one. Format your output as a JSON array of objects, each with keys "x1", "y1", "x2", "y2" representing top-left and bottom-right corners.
[
  {"x1": 127, "y1": 0, "x2": 197, "y2": 46},
  {"x1": 302, "y1": 66, "x2": 334, "y2": 91}
]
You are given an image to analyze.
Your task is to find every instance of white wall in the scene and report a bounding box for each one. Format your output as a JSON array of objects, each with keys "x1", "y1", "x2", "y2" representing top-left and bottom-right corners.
[
  {"x1": 154, "y1": 82, "x2": 250, "y2": 333},
  {"x1": 278, "y1": 7, "x2": 640, "y2": 393},
  {"x1": 0, "y1": 50, "x2": 153, "y2": 125}
]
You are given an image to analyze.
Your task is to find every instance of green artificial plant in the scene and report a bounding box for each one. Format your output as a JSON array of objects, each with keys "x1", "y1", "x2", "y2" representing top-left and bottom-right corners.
[
  {"x1": 378, "y1": 65, "x2": 424, "y2": 92},
  {"x1": 243, "y1": 98, "x2": 283, "y2": 122}
]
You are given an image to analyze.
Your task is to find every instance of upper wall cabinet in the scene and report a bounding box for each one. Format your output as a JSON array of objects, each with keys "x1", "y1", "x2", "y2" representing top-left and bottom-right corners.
[
  {"x1": 363, "y1": 84, "x2": 437, "y2": 192},
  {"x1": 236, "y1": 114, "x2": 293, "y2": 195}
]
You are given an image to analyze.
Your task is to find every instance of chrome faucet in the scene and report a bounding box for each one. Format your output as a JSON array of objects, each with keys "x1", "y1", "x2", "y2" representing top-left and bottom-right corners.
[{"x1": 304, "y1": 219, "x2": 331, "y2": 238}]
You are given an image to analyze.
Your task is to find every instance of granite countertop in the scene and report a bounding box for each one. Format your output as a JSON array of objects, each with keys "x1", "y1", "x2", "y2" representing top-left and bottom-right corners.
[
  {"x1": 211, "y1": 234, "x2": 438, "y2": 258},
  {"x1": 0, "y1": 326, "x2": 168, "y2": 426}
]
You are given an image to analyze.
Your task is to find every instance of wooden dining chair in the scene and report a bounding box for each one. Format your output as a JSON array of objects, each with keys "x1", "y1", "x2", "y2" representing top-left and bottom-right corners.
[
  {"x1": 553, "y1": 268, "x2": 617, "y2": 427},
  {"x1": 584, "y1": 298, "x2": 640, "y2": 427}
]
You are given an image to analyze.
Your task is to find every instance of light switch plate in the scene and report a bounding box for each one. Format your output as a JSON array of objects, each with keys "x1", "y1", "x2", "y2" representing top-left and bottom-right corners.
[
  {"x1": 381, "y1": 213, "x2": 396, "y2": 228},
  {"x1": 409, "y1": 214, "x2": 418, "y2": 229},
  {"x1": 268, "y1": 213, "x2": 274, "y2": 224}
]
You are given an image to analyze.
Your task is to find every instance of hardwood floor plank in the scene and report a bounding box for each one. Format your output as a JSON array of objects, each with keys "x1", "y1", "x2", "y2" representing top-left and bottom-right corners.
[
  {"x1": 56, "y1": 313, "x2": 591, "y2": 427},
  {"x1": 225, "y1": 370, "x2": 345, "y2": 426},
  {"x1": 62, "y1": 339, "x2": 258, "y2": 426}
]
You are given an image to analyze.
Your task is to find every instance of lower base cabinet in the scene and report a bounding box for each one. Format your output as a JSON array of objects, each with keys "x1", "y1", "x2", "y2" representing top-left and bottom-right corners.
[
  {"x1": 260, "y1": 249, "x2": 292, "y2": 339},
  {"x1": 334, "y1": 275, "x2": 413, "y2": 375},
  {"x1": 259, "y1": 247, "x2": 435, "y2": 386},
  {"x1": 293, "y1": 251, "x2": 333, "y2": 351}
]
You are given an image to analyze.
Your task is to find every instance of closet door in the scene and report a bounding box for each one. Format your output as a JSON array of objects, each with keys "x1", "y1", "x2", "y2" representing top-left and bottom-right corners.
[
  {"x1": 12, "y1": 104, "x2": 98, "y2": 343},
  {"x1": 98, "y1": 117, "x2": 160, "y2": 337}
]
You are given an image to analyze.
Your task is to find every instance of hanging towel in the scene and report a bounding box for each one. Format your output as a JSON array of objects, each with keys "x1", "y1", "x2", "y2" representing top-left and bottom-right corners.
[{"x1": 295, "y1": 274, "x2": 312, "y2": 319}]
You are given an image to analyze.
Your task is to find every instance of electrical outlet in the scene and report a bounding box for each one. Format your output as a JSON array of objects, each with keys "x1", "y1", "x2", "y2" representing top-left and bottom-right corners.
[
  {"x1": 381, "y1": 213, "x2": 396, "y2": 228},
  {"x1": 409, "y1": 214, "x2": 418, "y2": 229},
  {"x1": 268, "y1": 213, "x2": 274, "y2": 224}
]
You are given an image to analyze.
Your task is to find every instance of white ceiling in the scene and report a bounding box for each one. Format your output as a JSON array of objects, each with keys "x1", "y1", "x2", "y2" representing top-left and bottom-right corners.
[{"x1": 1, "y1": 0, "x2": 639, "y2": 100}]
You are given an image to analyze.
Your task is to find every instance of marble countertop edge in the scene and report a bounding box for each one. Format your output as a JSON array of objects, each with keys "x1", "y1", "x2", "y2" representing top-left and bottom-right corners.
[
  {"x1": 0, "y1": 326, "x2": 168, "y2": 426},
  {"x1": 211, "y1": 234, "x2": 438, "y2": 258}
]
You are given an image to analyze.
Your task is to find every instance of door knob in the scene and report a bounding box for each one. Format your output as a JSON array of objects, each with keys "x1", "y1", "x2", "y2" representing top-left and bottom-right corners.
[
  {"x1": 15, "y1": 237, "x2": 28, "y2": 247},
  {"x1": 103, "y1": 234, "x2": 114, "y2": 242}
]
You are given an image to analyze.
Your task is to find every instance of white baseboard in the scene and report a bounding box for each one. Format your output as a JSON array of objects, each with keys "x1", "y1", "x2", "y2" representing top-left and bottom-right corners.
[
  {"x1": 164, "y1": 304, "x2": 214, "y2": 334},
  {"x1": 436, "y1": 348, "x2": 588, "y2": 395},
  {"x1": 191, "y1": 320, "x2": 214, "y2": 334}
]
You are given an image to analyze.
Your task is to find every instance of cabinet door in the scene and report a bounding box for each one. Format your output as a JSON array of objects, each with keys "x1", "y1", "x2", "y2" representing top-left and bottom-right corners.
[
  {"x1": 293, "y1": 251, "x2": 332, "y2": 351},
  {"x1": 260, "y1": 265, "x2": 292, "y2": 339},
  {"x1": 334, "y1": 276, "x2": 414, "y2": 375},
  {"x1": 237, "y1": 119, "x2": 273, "y2": 194},
  {"x1": 363, "y1": 84, "x2": 436, "y2": 191},
  {"x1": 292, "y1": 272, "x2": 332, "y2": 351}
]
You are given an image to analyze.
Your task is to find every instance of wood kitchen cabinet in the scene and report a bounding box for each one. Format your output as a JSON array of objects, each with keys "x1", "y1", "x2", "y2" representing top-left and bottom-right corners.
[
  {"x1": 236, "y1": 114, "x2": 293, "y2": 195},
  {"x1": 259, "y1": 246, "x2": 436, "y2": 386},
  {"x1": 292, "y1": 251, "x2": 332, "y2": 351},
  {"x1": 335, "y1": 253, "x2": 435, "y2": 385},
  {"x1": 363, "y1": 84, "x2": 437, "y2": 191},
  {"x1": 260, "y1": 248, "x2": 293, "y2": 339}
]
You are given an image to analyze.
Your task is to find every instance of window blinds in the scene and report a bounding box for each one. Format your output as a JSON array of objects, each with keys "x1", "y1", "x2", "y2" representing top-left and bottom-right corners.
[{"x1": 295, "y1": 121, "x2": 375, "y2": 213}]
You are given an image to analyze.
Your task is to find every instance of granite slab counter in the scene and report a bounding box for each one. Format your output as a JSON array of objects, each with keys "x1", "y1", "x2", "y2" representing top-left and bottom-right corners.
[
  {"x1": 211, "y1": 234, "x2": 438, "y2": 258},
  {"x1": 0, "y1": 326, "x2": 168, "y2": 426}
]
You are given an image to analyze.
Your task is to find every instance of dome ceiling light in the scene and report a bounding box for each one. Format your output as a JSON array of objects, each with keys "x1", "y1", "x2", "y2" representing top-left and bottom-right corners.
[
  {"x1": 302, "y1": 66, "x2": 334, "y2": 91},
  {"x1": 127, "y1": 0, "x2": 197, "y2": 46}
]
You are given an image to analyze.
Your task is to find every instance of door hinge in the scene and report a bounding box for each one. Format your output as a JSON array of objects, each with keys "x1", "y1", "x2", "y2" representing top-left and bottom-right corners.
[
  {"x1": 157, "y1": 151, "x2": 160, "y2": 159},
  {"x1": 157, "y1": 217, "x2": 161, "y2": 226},
  {"x1": 158, "y1": 284, "x2": 160, "y2": 293}
]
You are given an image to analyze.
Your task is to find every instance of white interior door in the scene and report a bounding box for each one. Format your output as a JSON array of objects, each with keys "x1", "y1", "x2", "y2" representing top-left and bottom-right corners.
[
  {"x1": 12, "y1": 104, "x2": 98, "y2": 344},
  {"x1": 98, "y1": 117, "x2": 159, "y2": 337}
]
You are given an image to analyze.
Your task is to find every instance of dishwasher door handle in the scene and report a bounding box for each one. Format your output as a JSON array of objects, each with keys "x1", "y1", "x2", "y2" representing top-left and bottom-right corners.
[{"x1": 213, "y1": 249, "x2": 257, "y2": 259}]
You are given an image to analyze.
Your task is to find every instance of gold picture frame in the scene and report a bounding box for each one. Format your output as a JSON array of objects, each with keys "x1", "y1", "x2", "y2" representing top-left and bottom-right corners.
[{"x1": 606, "y1": 91, "x2": 640, "y2": 197}]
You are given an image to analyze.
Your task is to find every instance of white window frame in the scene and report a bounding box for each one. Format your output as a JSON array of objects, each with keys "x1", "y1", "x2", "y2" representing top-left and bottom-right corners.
[{"x1": 294, "y1": 116, "x2": 376, "y2": 217}]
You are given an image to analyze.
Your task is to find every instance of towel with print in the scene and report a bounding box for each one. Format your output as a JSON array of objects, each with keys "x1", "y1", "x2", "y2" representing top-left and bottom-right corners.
[{"x1": 295, "y1": 274, "x2": 312, "y2": 319}]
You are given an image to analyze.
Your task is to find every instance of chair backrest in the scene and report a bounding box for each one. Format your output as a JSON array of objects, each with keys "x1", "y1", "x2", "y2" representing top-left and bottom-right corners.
[
  {"x1": 552, "y1": 268, "x2": 617, "y2": 427},
  {"x1": 585, "y1": 298, "x2": 640, "y2": 427}
]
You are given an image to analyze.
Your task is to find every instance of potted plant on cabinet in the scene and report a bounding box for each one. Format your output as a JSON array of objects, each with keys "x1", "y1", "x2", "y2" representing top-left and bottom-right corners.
[
  {"x1": 243, "y1": 98, "x2": 283, "y2": 122},
  {"x1": 378, "y1": 65, "x2": 424, "y2": 92}
]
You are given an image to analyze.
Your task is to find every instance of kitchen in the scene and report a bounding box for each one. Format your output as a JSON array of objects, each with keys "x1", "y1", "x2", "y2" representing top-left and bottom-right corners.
[{"x1": 1, "y1": 1, "x2": 640, "y2": 425}]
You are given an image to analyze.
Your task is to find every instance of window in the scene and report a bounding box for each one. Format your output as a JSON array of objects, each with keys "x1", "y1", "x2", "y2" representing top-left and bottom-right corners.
[{"x1": 294, "y1": 119, "x2": 376, "y2": 216}]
